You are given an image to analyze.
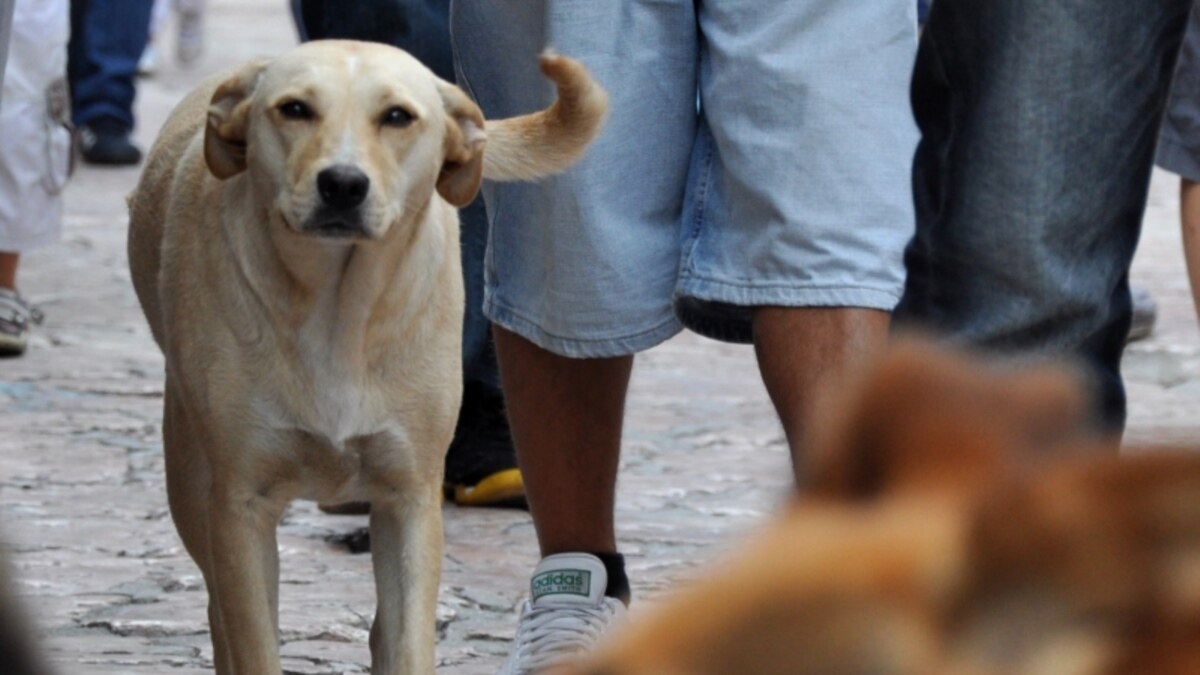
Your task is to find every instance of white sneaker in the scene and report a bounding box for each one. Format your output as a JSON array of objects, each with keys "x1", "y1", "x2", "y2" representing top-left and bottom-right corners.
[
  {"x1": 499, "y1": 553, "x2": 625, "y2": 675},
  {"x1": 0, "y1": 289, "x2": 42, "y2": 357}
]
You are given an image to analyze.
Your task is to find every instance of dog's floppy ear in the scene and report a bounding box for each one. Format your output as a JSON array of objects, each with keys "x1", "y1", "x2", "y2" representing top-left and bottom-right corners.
[
  {"x1": 205, "y1": 60, "x2": 268, "y2": 180},
  {"x1": 436, "y1": 80, "x2": 486, "y2": 207}
]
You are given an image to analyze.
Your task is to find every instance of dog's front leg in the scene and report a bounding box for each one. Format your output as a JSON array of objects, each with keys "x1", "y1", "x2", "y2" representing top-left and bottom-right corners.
[
  {"x1": 368, "y1": 486, "x2": 443, "y2": 675},
  {"x1": 208, "y1": 484, "x2": 288, "y2": 675}
]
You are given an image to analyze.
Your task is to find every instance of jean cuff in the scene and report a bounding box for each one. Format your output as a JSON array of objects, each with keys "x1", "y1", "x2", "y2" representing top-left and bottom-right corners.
[
  {"x1": 675, "y1": 277, "x2": 902, "y2": 344},
  {"x1": 483, "y1": 296, "x2": 683, "y2": 358}
]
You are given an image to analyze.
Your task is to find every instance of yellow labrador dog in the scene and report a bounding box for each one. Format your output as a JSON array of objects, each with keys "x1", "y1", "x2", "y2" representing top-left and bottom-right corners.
[{"x1": 127, "y1": 40, "x2": 606, "y2": 675}]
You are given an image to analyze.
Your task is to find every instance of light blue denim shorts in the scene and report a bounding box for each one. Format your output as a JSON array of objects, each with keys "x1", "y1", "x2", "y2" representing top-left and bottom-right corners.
[{"x1": 451, "y1": 0, "x2": 918, "y2": 358}]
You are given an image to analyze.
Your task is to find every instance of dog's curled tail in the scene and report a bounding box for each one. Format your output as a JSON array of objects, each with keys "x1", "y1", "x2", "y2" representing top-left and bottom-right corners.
[{"x1": 482, "y1": 51, "x2": 609, "y2": 182}]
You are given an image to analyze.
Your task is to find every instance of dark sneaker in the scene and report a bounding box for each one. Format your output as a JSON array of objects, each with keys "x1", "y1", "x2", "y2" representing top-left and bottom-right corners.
[
  {"x1": 444, "y1": 382, "x2": 525, "y2": 508},
  {"x1": 78, "y1": 118, "x2": 142, "y2": 165},
  {"x1": 0, "y1": 289, "x2": 43, "y2": 357},
  {"x1": 1127, "y1": 285, "x2": 1157, "y2": 343}
]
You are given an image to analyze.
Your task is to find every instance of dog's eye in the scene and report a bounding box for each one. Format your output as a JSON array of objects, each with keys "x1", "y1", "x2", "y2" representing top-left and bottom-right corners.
[
  {"x1": 381, "y1": 106, "x2": 415, "y2": 128},
  {"x1": 278, "y1": 100, "x2": 314, "y2": 120}
]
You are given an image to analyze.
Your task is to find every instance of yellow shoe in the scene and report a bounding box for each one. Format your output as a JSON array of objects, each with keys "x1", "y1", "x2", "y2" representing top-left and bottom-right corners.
[{"x1": 447, "y1": 468, "x2": 526, "y2": 508}]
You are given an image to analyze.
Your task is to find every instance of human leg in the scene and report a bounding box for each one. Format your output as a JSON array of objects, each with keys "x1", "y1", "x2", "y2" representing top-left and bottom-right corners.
[
  {"x1": 299, "y1": 0, "x2": 450, "y2": 74},
  {"x1": 493, "y1": 327, "x2": 631, "y2": 557},
  {"x1": 0, "y1": 0, "x2": 67, "y2": 356},
  {"x1": 444, "y1": 197, "x2": 522, "y2": 506},
  {"x1": 491, "y1": 327, "x2": 633, "y2": 675},
  {"x1": 0, "y1": 252, "x2": 15, "y2": 290},
  {"x1": 680, "y1": 0, "x2": 915, "y2": 475},
  {"x1": 896, "y1": 0, "x2": 1191, "y2": 432},
  {"x1": 68, "y1": 0, "x2": 153, "y2": 164},
  {"x1": 453, "y1": 0, "x2": 700, "y2": 536},
  {"x1": 452, "y1": 0, "x2": 696, "y2": 670},
  {"x1": 1182, "y1": 180, "x2": 1200, "y2": 326},
  {"x1": 1156, "y1": 6, "x2": 1200, "y2": 329},
  {"x1": 754, "y1": 308, "x2": 891, "y2": 482},
  {"x1": 454, "y1": 0, "x2": 697, "y2": 536}
]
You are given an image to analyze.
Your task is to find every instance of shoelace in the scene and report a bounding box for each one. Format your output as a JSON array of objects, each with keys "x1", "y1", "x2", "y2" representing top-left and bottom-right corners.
[{"x1": 512, "y1": 600, "x2": 620, "y2": 674}]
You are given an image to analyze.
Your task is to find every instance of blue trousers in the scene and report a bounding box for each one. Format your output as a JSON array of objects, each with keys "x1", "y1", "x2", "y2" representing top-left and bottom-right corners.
[
  {"x1": 297, "y1": 0, "x2": 499, "y2": 392},
  {"x1": 895, "y1": 0, "x2": 1192, "y2": 431},
  {"x1": 67, "y1": 0, "x2": 153, "y2": 129}
]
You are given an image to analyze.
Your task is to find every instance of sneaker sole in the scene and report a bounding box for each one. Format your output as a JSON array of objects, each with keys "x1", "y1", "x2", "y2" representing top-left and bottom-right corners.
[
  {"x1": 447, "y1": 468, "x2": 526, "y2": 508},
  {"x1": 0, "y1": 333, "x2": 28, "y2": 357}
]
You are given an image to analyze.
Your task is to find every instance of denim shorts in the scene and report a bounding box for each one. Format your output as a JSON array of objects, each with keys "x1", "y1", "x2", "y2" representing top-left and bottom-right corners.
[
  {"x1": 451, "y1": 0, "x2": 919, "y2": 358},
  {"x1": 1160, "y1": 5, "x2": 1200, "y2": 181}
]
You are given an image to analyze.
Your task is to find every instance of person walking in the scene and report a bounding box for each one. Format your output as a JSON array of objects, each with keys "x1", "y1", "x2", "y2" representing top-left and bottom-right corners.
[
  {"x1": 0, "y1": 0, "x2": 71, "y2": 356},
  {"x1": 452, "y1": 2, "x2": 919, "y2": 672}
]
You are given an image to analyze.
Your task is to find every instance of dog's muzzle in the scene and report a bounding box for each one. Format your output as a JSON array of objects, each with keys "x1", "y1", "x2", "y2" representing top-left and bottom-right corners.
[{"x1": 303, "y1": 165, "x2": 373, "y2": 239}]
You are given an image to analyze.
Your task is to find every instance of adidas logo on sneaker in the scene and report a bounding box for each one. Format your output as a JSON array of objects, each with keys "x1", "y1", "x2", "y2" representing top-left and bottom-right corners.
[{"x1": 531, "y1": 569, "x2": 592, "y2": 601}]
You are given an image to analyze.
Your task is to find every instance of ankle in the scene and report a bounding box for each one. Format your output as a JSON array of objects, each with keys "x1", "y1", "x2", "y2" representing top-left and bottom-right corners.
[{"x1": 591, "y1": 551, "x2": 631, "y2": 605}]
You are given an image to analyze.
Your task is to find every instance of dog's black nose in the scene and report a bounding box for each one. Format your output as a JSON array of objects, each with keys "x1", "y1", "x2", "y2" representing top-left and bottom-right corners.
[{"x1": 317, "y1": 165, "x2": 370, "y2": 210}]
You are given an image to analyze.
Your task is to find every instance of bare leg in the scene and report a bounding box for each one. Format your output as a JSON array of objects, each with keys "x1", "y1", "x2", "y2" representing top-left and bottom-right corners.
[
  {"x1": 753, "y1": 307, "x2": 890, "y2": 485},
  {"x1": 1182, "y1": 179, "x2": 1200, "y2": 326},
  {"x1": 0, "y1": 252, "x2": 17, "y2": 290},
  {"x1": 493, "y1": 326, "x2": 632, "y2": 556}
]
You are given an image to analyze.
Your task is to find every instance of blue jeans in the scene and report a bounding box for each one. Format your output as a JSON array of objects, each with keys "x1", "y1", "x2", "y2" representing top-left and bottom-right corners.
[
  {"x1": 297, "y1": 0, "x2": 498, "y2": 391},
  {"x1": 895, "y1": 0, "x2": 1192, "y2": 431},
  {"x1": 67, "y1": 0, "x2": 153, "y2": 129}
]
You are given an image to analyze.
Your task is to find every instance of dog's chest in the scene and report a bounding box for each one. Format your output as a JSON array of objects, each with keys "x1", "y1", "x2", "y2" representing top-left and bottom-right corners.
[{"x1": 256, "y1": 316, "x2": 395, "y2": 449}]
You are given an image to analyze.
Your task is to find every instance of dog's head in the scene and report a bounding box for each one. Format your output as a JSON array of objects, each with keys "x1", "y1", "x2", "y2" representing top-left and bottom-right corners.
[{"x1": 204, "y1": 40, "x2": 485, "y2": 242}]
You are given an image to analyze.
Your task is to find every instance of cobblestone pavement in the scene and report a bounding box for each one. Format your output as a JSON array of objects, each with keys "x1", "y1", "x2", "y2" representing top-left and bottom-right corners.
[{"x1": 2, "y1": 1, "x2": 1198, "y2": 673}]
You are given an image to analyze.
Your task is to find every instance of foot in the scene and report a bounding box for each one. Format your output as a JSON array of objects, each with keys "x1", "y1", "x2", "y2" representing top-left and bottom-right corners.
[
  {"x1": 78, "y1": 118, "x2": 142, "y2": 166},
  {"x1": 1127, "y1": 285, "x2": 1157, "y2": 343},
  {"x1": 0, "y1": 289, "x2": 43, "y2": 357},
  {"x1": 444, "y1": 382, "x2": 525, "y2": 508},
  {"x1": 500, "y1": 553, "x2": 625, "y2": 675}
]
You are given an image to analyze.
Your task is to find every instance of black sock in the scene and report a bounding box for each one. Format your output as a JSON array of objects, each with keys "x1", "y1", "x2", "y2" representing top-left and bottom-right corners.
[{"x1": 592, "y1": 551, "x2": 631, "y2": 605}]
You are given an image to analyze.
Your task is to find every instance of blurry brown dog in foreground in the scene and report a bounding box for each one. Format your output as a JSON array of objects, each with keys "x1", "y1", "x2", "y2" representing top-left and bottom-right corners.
[{"x1": 564, "y1": 342, "x2": 1200, "y2": 675}]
